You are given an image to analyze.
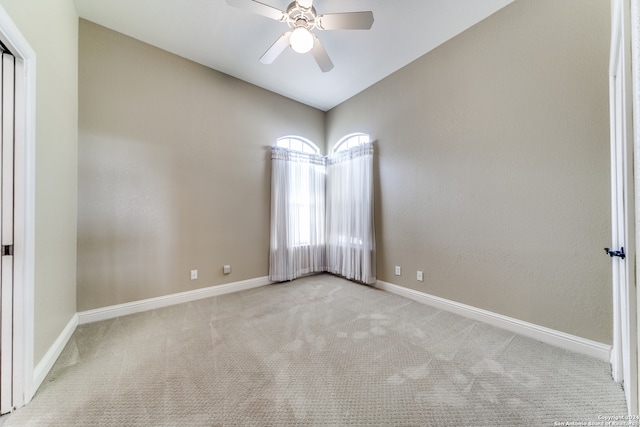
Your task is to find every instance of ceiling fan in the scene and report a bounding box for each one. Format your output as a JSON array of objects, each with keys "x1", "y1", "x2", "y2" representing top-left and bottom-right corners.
[{"x1": 226, "y1": 0, "x2": 374, "y2": 72}]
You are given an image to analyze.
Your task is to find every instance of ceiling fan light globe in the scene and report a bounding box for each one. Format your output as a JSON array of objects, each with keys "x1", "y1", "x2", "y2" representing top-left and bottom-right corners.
[{"x1": 290, "y1": 27, "x2": 314, "y2": 53}]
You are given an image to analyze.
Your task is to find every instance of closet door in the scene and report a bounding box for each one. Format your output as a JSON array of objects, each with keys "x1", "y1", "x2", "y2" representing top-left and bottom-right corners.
[{"x1": 0, "y1": 51, "x2": 15, "y2": 414}]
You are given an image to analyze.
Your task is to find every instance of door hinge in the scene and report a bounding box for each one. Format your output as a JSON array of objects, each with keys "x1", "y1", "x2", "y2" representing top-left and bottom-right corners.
[{"x1": 1, "y1": 244, "x2": 13, "y2": 256}]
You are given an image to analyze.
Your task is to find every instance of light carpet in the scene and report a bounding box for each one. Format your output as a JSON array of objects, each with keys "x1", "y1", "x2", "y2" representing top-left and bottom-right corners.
[{"x1": 5, "y1": 274, "x2": 628, "y2": 426}]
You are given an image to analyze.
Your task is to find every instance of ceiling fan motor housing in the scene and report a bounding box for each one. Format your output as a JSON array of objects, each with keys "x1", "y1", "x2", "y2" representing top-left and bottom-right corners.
[{"x1": 286, "y1": 2, "x2": 317, "y2": 31}]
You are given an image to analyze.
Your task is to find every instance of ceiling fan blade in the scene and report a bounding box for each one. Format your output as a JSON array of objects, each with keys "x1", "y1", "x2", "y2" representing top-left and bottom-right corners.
[
  {"x1": 226, "y1": 0, "x2": 287, "y2": 21},
  {"x1": 260, "y1": 32, "x2": 292, "y2": 64},
  {"x1": 310, "y1": 36, "x2": 334, "y2": 72},
  {"x1": 316, "y1": 11, "x2": 374, "y2": 30}
]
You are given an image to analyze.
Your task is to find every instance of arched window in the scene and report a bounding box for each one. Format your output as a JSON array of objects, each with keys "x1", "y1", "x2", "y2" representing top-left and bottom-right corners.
[
  {"x1": 272, "y1": 135, "x2": 323, "y2": 251},
  {"x1": 276, "y1": 135, "x2": 320, "y2": 154},
  {"x1": 332, "y1": 133, "x2": 370, "y2": 153}
]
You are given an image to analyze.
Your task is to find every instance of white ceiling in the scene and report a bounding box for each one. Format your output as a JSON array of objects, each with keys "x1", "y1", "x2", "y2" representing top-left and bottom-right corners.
[{"x1": 73, "y1": 0, "x2": 514, "y2": 111}]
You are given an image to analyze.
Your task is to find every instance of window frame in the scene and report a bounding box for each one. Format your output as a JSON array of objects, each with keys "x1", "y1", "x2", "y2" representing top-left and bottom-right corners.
[
  {"x1": 276, "y1": 135, "x2": 320, "y2": 155},
  {"x1": 332, "y1": 133, "x2": 370, "y2": 153}
]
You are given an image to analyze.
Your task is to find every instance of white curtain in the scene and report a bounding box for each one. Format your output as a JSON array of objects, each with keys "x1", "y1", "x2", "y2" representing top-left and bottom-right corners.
[
  {"x1": 269, "y1": 143, "x2": 376, "y2": 284},
  {"x1": 269, "y1": 147, "x2": 326, "y2": 281},
  {"x1": 325, "y1": 142, "x2": 376, "y2": 284}
]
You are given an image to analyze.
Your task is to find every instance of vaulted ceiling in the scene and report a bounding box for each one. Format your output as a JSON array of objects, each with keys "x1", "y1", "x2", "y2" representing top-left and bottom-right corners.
[{"x1": 73, "y1": 0, "x2": 514, "y2": 111}]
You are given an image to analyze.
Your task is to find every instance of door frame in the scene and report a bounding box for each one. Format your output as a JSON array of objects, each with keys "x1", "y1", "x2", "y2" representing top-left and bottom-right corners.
[
  {"x1": 611, "y1": 0, "x2": 640, "y2": 415},
  {"x1": 0, "y1": 4, "x2": 36, "y2": 411}
]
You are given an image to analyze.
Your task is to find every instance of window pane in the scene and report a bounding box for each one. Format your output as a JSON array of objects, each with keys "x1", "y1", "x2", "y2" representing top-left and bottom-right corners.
[
  {"x1": 333, "y1": 133, "x2": 370, "y2": 153},
  {"x1": 276, "y1": 136, "x2": 319, "y2": 154}
]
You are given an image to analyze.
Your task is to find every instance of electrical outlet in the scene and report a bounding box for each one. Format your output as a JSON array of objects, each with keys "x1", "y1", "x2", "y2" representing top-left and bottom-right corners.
[
  {"x1": 417, "y1": 271, "x2": 423, "y2": 282},
  {"x1": 395, "y1": 266, "x2": 401, "y2": 276},
  {"x1": 223, "y1": 265, "x2": 231, "y2": 275},
  {"x1": 190, "y1": 270, "x2": 198, "y2": 280}
]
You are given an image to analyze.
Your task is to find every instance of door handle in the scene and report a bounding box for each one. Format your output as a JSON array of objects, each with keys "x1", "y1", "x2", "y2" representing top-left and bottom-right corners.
[{"x1": 604, "y1": 247, "x2": 626, "y2": 259}]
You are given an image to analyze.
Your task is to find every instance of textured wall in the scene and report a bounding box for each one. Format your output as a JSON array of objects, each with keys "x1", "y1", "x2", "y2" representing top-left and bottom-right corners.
[
  {"x1": 0, "y1": 0, "x2": 78, "y2": 364},
  {"x1": 326, "y1": 0, "x2": 612, "y2": 343},
  {"x1": 77, "y1": 20, "x2": 325, "y2": 311}
]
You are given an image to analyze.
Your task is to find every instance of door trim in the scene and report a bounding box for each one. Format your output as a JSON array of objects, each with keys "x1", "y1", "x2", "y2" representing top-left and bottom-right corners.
[{"x1": 0, "y1": 4, "x2": 36, "y2": 410}]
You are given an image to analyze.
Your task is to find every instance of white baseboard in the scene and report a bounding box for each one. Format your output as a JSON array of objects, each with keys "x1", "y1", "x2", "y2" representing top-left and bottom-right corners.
[
  {"x1": 31, "y1": 313, "x2": 78, "y2": 397},
  {"x1": 374, "y1": 280, "x2": 612, "y2": 362},
  {"x1": 77, "y1": 276, "x2": 272, "y2": 325}
]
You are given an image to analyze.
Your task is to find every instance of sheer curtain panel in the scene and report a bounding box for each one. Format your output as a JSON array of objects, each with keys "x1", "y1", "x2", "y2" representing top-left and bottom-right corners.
[
  {"x1": 326, "y1": 142, "x2": 376, "y2": 284},
  {"x1": 269, "y1": 147, "x2": 326, "y2": 281}
]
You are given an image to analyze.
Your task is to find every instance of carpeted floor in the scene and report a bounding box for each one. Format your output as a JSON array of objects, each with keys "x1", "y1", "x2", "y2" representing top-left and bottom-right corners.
[{"x1": 4, "y1": 274, "x2": 629, "y2": 426}]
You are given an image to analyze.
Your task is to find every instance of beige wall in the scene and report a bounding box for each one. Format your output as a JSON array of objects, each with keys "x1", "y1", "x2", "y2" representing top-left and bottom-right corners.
[
  {"x1": 0, "y1": 0, "x2": 79, "y2": 363},
  {"x1": 327, "y1": 0, "x2": 612, "y2": 343},
  {"x1": 77, "y1": 20, "x2": 325, "y2": 311}
]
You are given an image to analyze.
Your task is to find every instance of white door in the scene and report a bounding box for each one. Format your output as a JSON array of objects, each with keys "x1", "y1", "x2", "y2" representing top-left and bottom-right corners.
[
  {"x1": 0, "y1": 51, "x2": 15, "y2": 415},
  {"x1": 609, "y1": 0, "x2": 637, "y2": 415}
]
